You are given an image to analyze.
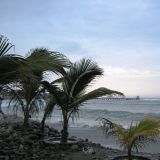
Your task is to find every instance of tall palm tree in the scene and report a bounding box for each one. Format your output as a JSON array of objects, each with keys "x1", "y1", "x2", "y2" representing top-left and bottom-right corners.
[
  {"x1": 42, "y1": 58, "x2": 123, "y2": 143},
  {"x1": 7, "y1": 48, "x2": 70, "y2": 126},
  {"x1": 100, "y1": 118, "x2": 160, "y2": 160}
]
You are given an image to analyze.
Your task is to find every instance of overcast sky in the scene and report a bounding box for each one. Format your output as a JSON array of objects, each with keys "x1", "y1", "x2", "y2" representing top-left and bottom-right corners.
[{"x1": 1, "y1": 0, "x2": 160, "y2": 97}]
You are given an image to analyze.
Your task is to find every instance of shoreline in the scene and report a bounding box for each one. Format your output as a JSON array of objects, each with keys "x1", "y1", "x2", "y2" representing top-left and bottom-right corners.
[
  {"x1": 47, "y1": 121, "x2": 160, "y2": 154},
  {"x1": 0, "y1": 116, "x2": 160, "y2": 160},
  {"x1": 0, "y1": 116, "x2": 123, "y2": 160}
]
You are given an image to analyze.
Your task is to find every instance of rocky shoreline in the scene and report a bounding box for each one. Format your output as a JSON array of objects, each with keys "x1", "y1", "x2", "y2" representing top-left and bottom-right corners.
[{"x1": 0, "y1": 117, "x2": 160, "y2": 160}]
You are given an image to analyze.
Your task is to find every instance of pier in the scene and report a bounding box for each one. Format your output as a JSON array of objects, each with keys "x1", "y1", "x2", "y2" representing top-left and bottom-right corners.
[{"x1": 96, "y1": 96, "x2": 140, "y2": 101}]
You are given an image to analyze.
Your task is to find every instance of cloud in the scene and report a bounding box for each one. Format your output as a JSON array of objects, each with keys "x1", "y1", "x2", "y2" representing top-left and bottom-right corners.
[
  {"x1": 1, "y1": 0, "x2": 160, "y2": 97},
  {"x1": 103, "y1": 66, "x2": 160, "y2": 78},
  {"x1": 91, "y1": 67, "x2": 160, "y2": 97}
]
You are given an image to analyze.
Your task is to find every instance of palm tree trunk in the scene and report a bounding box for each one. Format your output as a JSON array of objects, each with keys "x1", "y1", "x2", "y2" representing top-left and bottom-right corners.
[
  {"x1": 61, "y1": 113, "x2": 69, "y2": 143},
  {"x1": 23, "y1": 109, "x2": 30, "y2": 127},
  {"x1": 41, "y1": 100, "x2": 55, "y2": 132},
  {"x1": 41, "y1": 116, "x2": 46, "y2": 132},
  {"x1": 0, "y1": 108, "x2": 6, "y2": 119},
  {"x1": 128, "y1": 147, "x2": 132, "y2": 160}
]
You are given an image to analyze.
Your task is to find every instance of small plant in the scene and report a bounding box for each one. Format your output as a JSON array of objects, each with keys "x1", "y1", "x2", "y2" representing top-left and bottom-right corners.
[{"x1": 100, "y1": 118, "x2": 160, "y2": 160}]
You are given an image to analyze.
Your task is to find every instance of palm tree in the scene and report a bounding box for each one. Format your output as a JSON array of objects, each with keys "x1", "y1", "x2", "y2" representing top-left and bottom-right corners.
[
  {"x1": 0, "y1": 35, "x2": 25, "y2": 118},
  {"x1": 42, "y1": 58, "x2": 123, "y2": 143},
  {"x1": 6, "y1": 48, "x2": 70, "y2": 127},
  {"x1": 0, "y1": 35, "x2": 24, "y2": 85},
  {"x1": 100, "y1": 118, "x2": 160, "y2": 160},
  {"x1": 41, "y1": 94, "x2": 56, "y2": 132}
]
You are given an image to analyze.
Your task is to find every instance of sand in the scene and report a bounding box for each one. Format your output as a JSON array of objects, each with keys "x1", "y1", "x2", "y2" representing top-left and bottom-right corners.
[
  {"x1": 49, "y1": 122, "x2": 160, "y2": 154},
  {"x1": 1, "y1": 116, "x2": 160, "y2": 160}
]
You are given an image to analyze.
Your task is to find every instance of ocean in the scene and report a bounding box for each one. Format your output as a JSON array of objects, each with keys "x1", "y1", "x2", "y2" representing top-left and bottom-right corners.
[
  {"x1": 37, "y1": 98, "x2": 160, "y2": 128},
  {"x1": 2, "y1": 98, "x2": 160, "y2": 128}
]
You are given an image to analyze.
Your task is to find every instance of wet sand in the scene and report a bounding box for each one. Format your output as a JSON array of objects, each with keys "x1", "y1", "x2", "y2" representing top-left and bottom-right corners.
[
  {"x1": 0, "y1": 116, "x2": 160, "y2": 160},
  {"x1": 49, "y1": 122, "x2": 160, "y2": 154}
]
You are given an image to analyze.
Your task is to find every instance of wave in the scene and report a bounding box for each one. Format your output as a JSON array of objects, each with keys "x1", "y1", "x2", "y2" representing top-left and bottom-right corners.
[
  {"x1": 142, "y1": 98, "x2": 160, "y2": 101},
  {"x1": 79, "y1": 109, "x2": 160, "y2": 118},
  {"x1": 3, "y1": 98, "x2": 160, "y2": 129},
  {"x1": 44, "y1": 109, "x2": 160, "y2": 128}
]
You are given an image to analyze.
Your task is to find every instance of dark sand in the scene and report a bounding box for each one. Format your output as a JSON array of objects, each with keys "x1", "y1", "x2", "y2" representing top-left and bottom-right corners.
[
  {"x1": 50, "y1": 122, "x2": 160, "y2": 154},
  {"x1": 0, "y1": 116, "x2": 160, "y2": 160}
]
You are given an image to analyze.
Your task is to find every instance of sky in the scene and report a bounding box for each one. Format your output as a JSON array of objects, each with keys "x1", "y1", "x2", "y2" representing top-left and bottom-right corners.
[{"x1": 1, "y1": 0, "x2": 160, "y2": 97}]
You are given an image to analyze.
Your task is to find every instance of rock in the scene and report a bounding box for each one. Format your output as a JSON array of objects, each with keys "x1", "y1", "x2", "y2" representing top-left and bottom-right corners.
[
  {"x1": 5, "y1": 155, "x2": 9, "y2": 160},
  {"x1": 0, "y1": 156, "x2": 6, "y2": 159},
  {"x1": 0, "y1": 150, "x2": 6, "y2": 155},
  {"x1": 6, "y1": 127, "x2": 12, "y2": 134},
  {"x1": 82, "y1": 147, "x2": 96, "y2": 155},
  {"x1": 19, "y1": 144, "x2": 24, "y2": 151},
  {"x1": 25, "y1": 139, "x2": 33, "y2": 145},
  {"x1": 12, "y1": 132, "x2": 18, "y2": 138},
  {"x1": 60, "y1": 153, "x2": 65, "y2": 157},
  {"x1": 0, "y1": 118, "x2": 143, "y2": 160},
  {"x1": 44, "y1": 128, "x2": 50, "y2": 133},
  {"x1": 4, "y1": 147, "x2": 10, "y2": 150},
  {"x1": 112, "y1": 150, "x2": 118, "y2": 153},
  {"x1": 85, "y1": 138, "x2": 89, "y2": 142},
  {"x1": 28, "y1": 134, "x2": 39, "y2": 140},
  {"x1": 71, "y1": 144, "x2": 79, "y2": 150}
]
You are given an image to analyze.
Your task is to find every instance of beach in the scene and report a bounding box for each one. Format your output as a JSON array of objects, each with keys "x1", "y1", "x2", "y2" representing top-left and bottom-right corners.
[
  {"x1": 49, "y1": 122, "x2": 160, "y2": 154},
  {"x1": 0, "y1": 116, "x2": 125, "y2": 160},
  {"x1": 0, "y1": 116, "x2": 160, "y2": 160},
  {"x1": 34, "y1": 98, "x2": 160, "y2": 154},
  {"x1": 1, "y1": 98, "x2": 160, "y2": 159}
]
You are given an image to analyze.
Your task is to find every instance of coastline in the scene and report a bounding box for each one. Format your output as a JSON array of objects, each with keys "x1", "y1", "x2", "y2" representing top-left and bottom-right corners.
[
  {"x1": 0, "y1": 116, "x2": 160, "y2": 160},
  {"x1": 48, "y1": 122, "x2": 160, "y2": 154},
  {"x1": 0, "y1": 116, "x2": 124, "y2": 160}
]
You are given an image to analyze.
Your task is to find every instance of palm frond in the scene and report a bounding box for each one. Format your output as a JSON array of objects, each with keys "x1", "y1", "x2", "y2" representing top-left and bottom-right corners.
[
  {"x1": 134, "y1": 118, "x2": 160, "y2": 136},
  {"x1": 26, "y1": 48, "x2": 70, "y2": 77},
  {"x1": 29, "y1": 95, "x2": 46, "y2": 115},
  {"x1": 3, "y1": 84, "x2": 25, "y2": 115},
  {"x1": 62, "y1": 58, "x2": 103, "y2": 97},
  {"x1": 0, "y1": 56, "x2": 25, "y2": 84},
  {"x1": 70, "y1": 87, "x2": 123, "y2": 107},
  {"x1": 42, "y1": 81, "x2": 68, "y2": 107},
  {"x1": 0, "y1": 35, "x2": 14, "y2": 56},
  {"x1": 98, "y1": 118, "x2": 117, "y2": 136}
]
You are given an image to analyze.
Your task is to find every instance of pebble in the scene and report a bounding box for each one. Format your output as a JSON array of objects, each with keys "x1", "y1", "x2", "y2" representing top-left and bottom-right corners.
[
  {"x1": 71, "y1": 144, "x2": 79, "y2": 150},
  {"x1": 0, "y1": 117, "x2": 158, "y2": 160},
  {"x1": 19, "y1": 144, "x2": 24, "y2": 151},
  {"x1": 0, "y1": 119, "x2": 60, "y2": 160}
]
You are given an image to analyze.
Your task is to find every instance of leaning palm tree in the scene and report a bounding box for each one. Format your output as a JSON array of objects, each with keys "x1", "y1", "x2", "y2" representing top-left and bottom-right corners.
[
  {"x1": 100, "y1": 118, "x2": 160, "y2": 160},
  {"x1": 6, "y1": 48, "x2": 70, "y2": 127},
  {"x1": 0, "y1": 35, "x2": 25, "y2": 118},
  {"x1": 42, "y1": 58, "x2": 123, "y2": 143},
  {"x1": 41, "y1": 94, "x2": 56, "y2": 132},
  {"x1": 0, "y1": 35, "x2": 24, "y2": 85}
]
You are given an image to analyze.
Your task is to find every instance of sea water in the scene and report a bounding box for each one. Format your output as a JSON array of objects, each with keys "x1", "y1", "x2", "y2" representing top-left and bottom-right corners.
[
  {"x1": 2, "y1": 98, "x2": 160, "y2": 128},
  {"x1": 37, "y1": 98, "x2": 160, "y2": 128}
]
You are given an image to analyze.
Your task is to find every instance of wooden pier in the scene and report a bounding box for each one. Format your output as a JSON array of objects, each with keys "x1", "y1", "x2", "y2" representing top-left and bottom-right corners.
[{"x1": 96, "y1": 96, "x2": 140, "y2": 101}]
